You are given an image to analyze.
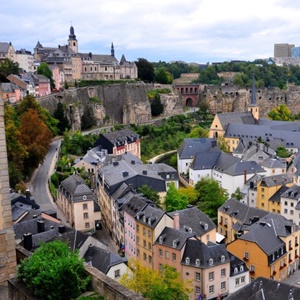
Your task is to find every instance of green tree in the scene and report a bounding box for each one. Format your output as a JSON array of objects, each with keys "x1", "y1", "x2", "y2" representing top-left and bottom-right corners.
[
  {"x1": 120, "y1": 259, "x2": 191, "y2": 300},
  {"x1": 276, "y1": 146, "x2": 292, "y2": 158},
  {"x1": 17, "y1": 240, "x2": 91, "y2": 300},
  {"x1": 37, "y1": 62, "x2": 55, "y2": 89},
  {"x1": 81, "y1": 106, "x2": 97, "y2": 130},
  {"x1": 231, "y1": 187, "x2": 243, "y2": 201},
  {"x1": 165, "y1": 183, "x2": 188, "y2": 212},
  {"x1": 267, "y1": 104, "x2": 293, "y2": 121},
  {"x1": 217, "y1": 135, "x2": 230, "y2": 153},
  {"x1": 137, "y1": 185, "x2": 160, "y2": 207},
  {"x1": 135, "y1": 58, "x2": 155, "y2": 82},
  {"x1": 188, "y1": 126, "x2": 208, "y2": 138},
  {"x1": 53, "y1": 102, "x2": 71, "y2": 134},
  {"x1": 150, "y1": 93, "x2": 164, "y2": 117},
  {"x1": 195, "y1": 177, "x2": 229, "y2": 223},
  {"x1": 155, "y1": 67, "x2": 173, "y2": 84},
  {"x1": 0, "y1": 58, "x2": 19, "y2": 78}
]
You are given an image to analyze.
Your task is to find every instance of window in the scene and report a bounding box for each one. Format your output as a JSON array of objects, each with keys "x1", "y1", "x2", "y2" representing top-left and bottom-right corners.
[
  {"x1": 241, "y1": 276, "x2": 245, "y2": 283},
  {"x1": 244, "y1": 252, "x2": 249, "y2": 260},
  {"x1": 165, "y1": 251, "x2": 170, "y2": 259},
  {"x1": 221, "y1": 268, "x2": 226, "y2": 277},
  {"x1": 172, "y1": 253, "x2": 176, "y2": 261},
  {"x1": 143, "y1": 240, "x2": 146, "y2": 248},
  {"x1": 221, "y1": 282, "x2": 226, "y2": 290},
  {"x1": 85, "y1": 222, "x2": 90, "y2": 228},
  {"x1": 209, "y1": 271, "x2": 214, "y2": 281},
  {"x1": 143, "y1": 253, "x2": 147, "y2": 261},
  {"x1": 284, "y1": 209, "x2": 288, "y2": 214},
  {"x1": 114, "y1": 269, "x2": 120, "y2": 278},
  {"x1": 195, "y1": 286, "x2": 201, "y2": 295},
  {"x1": 149, "y1": 255, "x2": 152, "y2": 263},
  {"x1": 195, "y1": 272, "x2": 200, "y2": 281},
  {"x1": 235, "y1": 278, "x2": 240, "y2": 286},
  {"x1": 148, "y1": 230, "x2": 152, "y2": 238},
  {"x1": 83, "y1": 212, "x2": 89, "y2": 219},
  {"x1": 221, "y1": 255, "x2": 225, "y2": 262},
  {"x1": 250, "y1": 265, "x2": 255, "y2": 272},
  {"x1": 83, "y1": 203, "x2": 88, "y2": 210},
  {"x1": 137, "y1": 237, "x2": 140, "y2": 245},
  {"x1": 209, "y1": 258, "x2": 213, "y2": 265},
  {"x1": 148, "y1": 242, "x2": 151, "y2": 250},
  {"x1": 159, "y1": 264, "x2": 163, "y2": 271},
  {"x1": 136, "y1": 224, "x2": 139, "y2": 232},
  {"x1": 143, "y1": 228, "x2": 146, "y2": 236},
  {"x1": 196, "y1": 258, "x2": 200, "y2": 266},
  {"x1": 159, "y1": 249, "x2": 163, "y2": 257},
  {"x1": 209, "y1": 285, "x2": 214, "y2": 294}
]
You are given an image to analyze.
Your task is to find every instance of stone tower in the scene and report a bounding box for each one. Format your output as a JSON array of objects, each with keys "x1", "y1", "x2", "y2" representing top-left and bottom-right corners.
[
  {"x1": 248, "y1": 74, "x2": 259, "y2": 121},
  {"x1": 68, "y1": 25, "x2": 78, "y2": 53},
  {"x1": 0, "y1": 85, "x2": 16, "y2": 284}
]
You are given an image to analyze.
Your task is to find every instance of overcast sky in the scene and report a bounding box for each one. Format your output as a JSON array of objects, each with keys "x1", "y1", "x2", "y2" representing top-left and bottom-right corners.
[{"x1": 2, "y1": 0, "x2": 300, "y2": 64}]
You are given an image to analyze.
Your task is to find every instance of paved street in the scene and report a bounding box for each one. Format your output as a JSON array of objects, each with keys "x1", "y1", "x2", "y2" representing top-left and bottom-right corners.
[{"x1": 284, "y1": 268, "x2": 300, "y2": 286}]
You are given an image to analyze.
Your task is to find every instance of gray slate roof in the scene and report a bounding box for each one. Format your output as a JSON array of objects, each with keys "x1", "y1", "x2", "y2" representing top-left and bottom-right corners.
[
  {"x1": 155, "y1": 227, "x2": 195, "y2": 250},
  {"x1": 59, "y1": 174, "x2": 97, "y2": 203},
  {"x1": 168, "y1": 206, "x2": 216, "y2": 237},
  {"x1": 268, "y1": 185, "x2": 289, "y2": 203},
  {"x1": 218, "y1": 112, "x2": 256, "y2": 128},
  {"x1": 0, "y1": 42, "x2": 10, "y2": 53},
  {"x1": 260, "y1": 174, "x2": 292, "y2": 187},
  {"x1": 136, "y1": 205, "x2": 165, "y2": 229},
  {"x1": 182, "y1": 239, "x2": 230, "y2": 268},
  {"x1": 219, "y1": 198, "x2": 269, "y2": 225},
  {"x1": 226, "y1": 276, "x2": 300, "y2": 300},
  {"x1": 178, "y1": 138, "x2": 218, "y2": 159},
  {"x1": 84, "y1": 246, "x2": 126, "y2": 274}
]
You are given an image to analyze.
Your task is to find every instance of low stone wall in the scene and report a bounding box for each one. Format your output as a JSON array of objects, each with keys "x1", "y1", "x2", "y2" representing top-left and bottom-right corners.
[{"x1": 9, "y1": 246, "x2": 144, "y2": 300}]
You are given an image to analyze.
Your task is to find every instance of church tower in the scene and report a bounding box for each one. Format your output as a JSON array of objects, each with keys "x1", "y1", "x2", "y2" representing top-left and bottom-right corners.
[
  {"x1": 68, "y1": 25, "x2": 78, "y2": 53},
  {"x1": 248, "y1": 74, "x2": 259, "y2": 121},
  {"x1": 111, "y1": 42, "x2": 115, "y2": 57},
  {"x1": 0, "y1": 85, "x2": 17, "y2": 285}
]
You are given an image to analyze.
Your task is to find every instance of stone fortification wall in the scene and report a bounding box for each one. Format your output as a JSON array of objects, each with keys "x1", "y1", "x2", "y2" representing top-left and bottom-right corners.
[
  {"x1": 201, "y1": 84, "x2": 300, "y2": 116},
  {"x1": 38, "y1": 83, "x2": 181, "y2": 130}
]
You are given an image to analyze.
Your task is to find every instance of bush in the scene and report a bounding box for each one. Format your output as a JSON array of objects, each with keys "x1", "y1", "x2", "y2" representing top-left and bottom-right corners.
[{"x1": 17, "y1": 240, "x2": 91, "y2": 300}]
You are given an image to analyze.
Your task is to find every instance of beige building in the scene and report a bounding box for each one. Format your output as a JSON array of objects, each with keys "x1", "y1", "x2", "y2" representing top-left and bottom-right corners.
[{"x1": 57, "y1": 174, "x2": 100, "y2": 232}]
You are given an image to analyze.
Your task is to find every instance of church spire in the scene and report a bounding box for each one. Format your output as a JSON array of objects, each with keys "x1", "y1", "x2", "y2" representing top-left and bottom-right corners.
[
  {"x1": 68, "y1": 25, "x2": 78, "y2": 53},
  {"x1": 251, "y1": 74, "x2": 256, "y2": 105},
  {"x1": 69, "y1": 25, "x2": 76, "y2": 40},
  {"x1": 111, "y1": 42, "x2": 115, "y2": 57}
]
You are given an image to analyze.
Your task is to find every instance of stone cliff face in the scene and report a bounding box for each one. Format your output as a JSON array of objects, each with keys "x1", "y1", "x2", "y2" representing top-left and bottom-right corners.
[
  {"x1": 37, "y1": 83, "x2": 183, "y2": 130},
  {"x1": 200, "y1": 84, "x2": 300, "y2": 116}
]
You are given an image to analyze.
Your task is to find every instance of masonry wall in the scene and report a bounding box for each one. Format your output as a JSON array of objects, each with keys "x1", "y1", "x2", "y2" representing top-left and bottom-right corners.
[{"x1": 0, "y1": 86, "x2": 17, "y2": 285}]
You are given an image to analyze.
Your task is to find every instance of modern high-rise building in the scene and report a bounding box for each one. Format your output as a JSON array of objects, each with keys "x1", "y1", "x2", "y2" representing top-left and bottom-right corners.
[
  {"x1": 274, "y1": 43, "x2": 295, "y2": 58},
  {"x1": 0, "y1": 85, "x2": 17, "y2": 284},
  {"x1": 292, "y1": 47, "x2": 300, "y2": 59}
]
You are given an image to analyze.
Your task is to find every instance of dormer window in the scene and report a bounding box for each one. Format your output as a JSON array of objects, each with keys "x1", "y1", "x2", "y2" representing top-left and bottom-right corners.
[
  {"x1": 186, "y1": 257, "x2": 190, "y2": 265},
  {"x1": 221, "y1": 255, "x2": 225, "y2": 263},
  {"x1": 83, "y1": 195, "x2": 87, "y2": 200},
  {"x1": 234, "y1": 267, "x2": 238, "y2": 274},
  {"x1": 209, "y1": 258, "x2": 213, "y2": 266},
  {"x1": 195, "y1": 259, "x2": 200, "y2": 266},
  {"x1": 240, "y1": 265, "x2": 244, "y2": 272},
  {"x1": 159, "y1": 236, "x2": 163, "y2": 244},
  {"x1": 143, "y1": 216, "x2": 146, "y2": 223}
]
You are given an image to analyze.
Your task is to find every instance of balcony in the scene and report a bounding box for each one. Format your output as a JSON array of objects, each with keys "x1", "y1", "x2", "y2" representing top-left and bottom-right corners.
[
  {"x1": 250, "y1": 270, "x2": 255, "y2": 274},
  {"x1": 243, "y1": 257, "x2": 249, "y2": 262}
]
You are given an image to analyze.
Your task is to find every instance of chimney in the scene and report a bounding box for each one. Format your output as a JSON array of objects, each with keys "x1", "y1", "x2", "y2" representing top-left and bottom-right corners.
[
  {"x1": 173, "y1": 213, "x2": 180, "y2": 230},
  {"x1": 58, "y1": 225, "x2": 65, "y2": 234},
  {"x1": 37, "y1": 220, "x2": 45, "y2": 233},
  {"x1": 25, "y1": 189, "x2": 30, "y2": 200},
  {"x1": 23, "y1": 233, "x2": 33, "y2": 251},
  {"x1": 244, "y1": 169, "x2": 247, "y2": 183}
]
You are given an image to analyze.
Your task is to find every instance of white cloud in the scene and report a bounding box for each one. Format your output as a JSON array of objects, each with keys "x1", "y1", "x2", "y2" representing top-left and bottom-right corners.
[{"x1": 2, "y1": 0, "x2": 300, "y2": 62}]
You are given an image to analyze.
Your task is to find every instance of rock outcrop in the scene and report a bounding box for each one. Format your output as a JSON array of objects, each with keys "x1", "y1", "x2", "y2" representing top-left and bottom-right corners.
[{"x1": 37, "y1": 83, "x2": 183, "y2": 130}]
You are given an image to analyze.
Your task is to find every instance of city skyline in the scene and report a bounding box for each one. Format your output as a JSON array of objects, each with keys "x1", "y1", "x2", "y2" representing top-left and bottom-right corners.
[{"x1": 2, "y1": 0, "x2": 300, "y2": 63}]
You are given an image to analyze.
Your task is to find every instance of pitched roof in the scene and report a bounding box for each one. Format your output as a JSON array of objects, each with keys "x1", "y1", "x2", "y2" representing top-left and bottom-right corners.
[
  {"x1": 219, "y1": 198, "x2": 269, "y2": 225},
  {"x1": 239, "y1": 219, "x2": 285, "y2": 255},
  {"x1": 0, "y1": 42, "x2": 10, "y2": 53},
  {"x1": 217, "y1": 112, "x2": 255, "y2": 128},
  {"x1": 59, "y1": 174, "x2": 96, "y2": 201},
  {"x1": 177, "y1": 138, "x2": 218, "y2": 159},
  {"x1": 182, "y1": 239, "x2": 230, "y2": 268},
  {"x1": 168, "y1": 206, "x2": 216, "y2": 236},
  {"x1": 84, "y1": 246, "x2": 126, "y2": 274},
  {"x1": 260, "y1": 174, "x2": 292, "y2": 187},
  {"x1": 155, "y1": 227, "x2": 195, "y2": 250},
  {"x1": 228, "y1": 251, "x2": 249, "y2": 276},
  {"x1": 268, "y1": 185, "x2": 289, "y2": 203},
  {"x1": 226, "y1": 276, "x2": 300, "y2": 300},
  {"x1": 136, "y1": 205, "x2": 166, "y2": 229}
]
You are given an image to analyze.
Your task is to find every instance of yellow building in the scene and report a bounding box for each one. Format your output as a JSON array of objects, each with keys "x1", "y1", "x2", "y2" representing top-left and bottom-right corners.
[
  {"x1": 218, "y1": 198, "x2": 268, "y2": 244},
  {"x1": 135, "y1": 206, "x2": 173, "y2": 269},
  {"x1": 227, "y1": 219, "x2": 288, "y2": 281},
  {"x1": 256, "y1": 174, "x2": 292, "y2": 213}
]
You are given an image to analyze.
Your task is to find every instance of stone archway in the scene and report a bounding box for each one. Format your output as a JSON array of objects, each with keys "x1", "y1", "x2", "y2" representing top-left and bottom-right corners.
[{"x1": 186, "y1": 98, "x2": 193, "y2": 107}]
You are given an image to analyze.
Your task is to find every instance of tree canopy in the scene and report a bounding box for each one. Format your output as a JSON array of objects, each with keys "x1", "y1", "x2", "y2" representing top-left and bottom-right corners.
[
  {"x1": 194, "y1": 177, "x2": 229, "y2": 223},
  {"x1": 17, "y1": 240, "x2": 91, "y2": 300},
  {"x1": 267, "y1": 104, "x2": 293, "y2": 121},
  {"x1": 165, "y1": 183, "x2": 189, "y2": 212},
  {"x1": 135, "y1": 58, "x2": 155, "y2": 82},
  {"x1": 0, "y1": 58, "x2": 19, "y2": 78},
  {"x1": 120, "y1": 259, "x2": 191, "y2": 300},
  {"x1": 37, "y1": 62, "x2": 55, "y2": 89},
  {"x1": 137, "y1": 185, "x2": 160, "y2": 207}
]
